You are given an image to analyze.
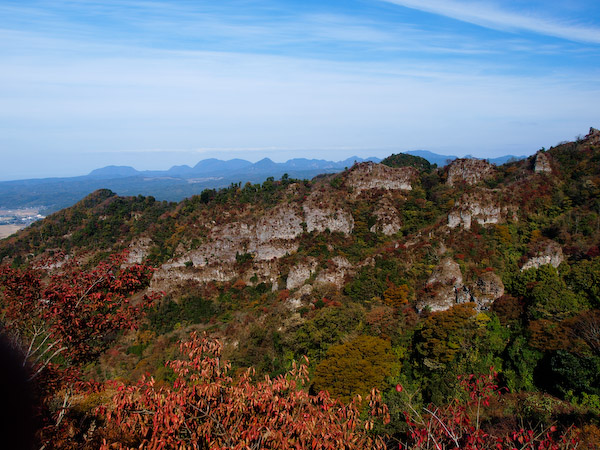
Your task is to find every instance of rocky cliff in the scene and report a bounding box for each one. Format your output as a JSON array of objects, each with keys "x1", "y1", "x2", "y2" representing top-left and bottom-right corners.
[
  {"x1": 446, "y1": 158, "x2": 495, "y2": 187},
  {"x1": 448, "y1": 189, "x2": 517, "y2": 230},
  {"x1": 533, "y1": 151, "x2": 553, "y2": 174},
  {"x1": 346, "y1": 162, "x2": 417, "y2": 195},
  {"x1": 3, "y1": 130, "x2": 598, "y2": 318}
]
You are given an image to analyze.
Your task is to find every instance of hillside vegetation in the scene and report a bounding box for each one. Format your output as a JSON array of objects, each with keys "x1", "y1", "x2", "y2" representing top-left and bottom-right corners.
[{"x1": 1, "y1": 128, "x2": 599, "y2": 449}]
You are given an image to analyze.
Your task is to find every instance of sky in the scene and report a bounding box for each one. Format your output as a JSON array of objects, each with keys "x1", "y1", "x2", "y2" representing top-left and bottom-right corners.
[{"x1": 1, "y1": 0, "x2": 599, "y2": 180}]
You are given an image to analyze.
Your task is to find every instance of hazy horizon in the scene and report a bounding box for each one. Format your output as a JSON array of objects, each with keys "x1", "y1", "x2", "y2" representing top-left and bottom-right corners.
[
  {"x1": 0, "y1": 145, "x2": 538, "y2": 182},
  {"x1": 2, "y1": 0, "x2": 599, "y2": 181}
]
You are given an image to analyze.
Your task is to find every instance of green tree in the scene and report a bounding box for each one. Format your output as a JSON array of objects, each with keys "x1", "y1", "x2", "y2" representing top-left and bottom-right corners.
[
  {"x1": 565, "y1": 257, "x2": 600, "y2": 307},
  {"x1": 509, "y1": 265, "x2": 588, "y2": 320},
  {"x1": 287, "y1": 303, "x2": 365, "y2": 361},
  {"x1": 415, "y1": 303, "x2": 478, "y2": 366}
]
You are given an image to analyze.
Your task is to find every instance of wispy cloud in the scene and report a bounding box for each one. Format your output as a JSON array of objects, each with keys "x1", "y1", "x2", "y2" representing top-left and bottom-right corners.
[
  {"x1": 0, "y1": 0, "x2": 599, "y2": 180},
  {"x1": 380, "y1": 0, "x2": 600, "y2": 44},
  {"x1": 0, "y1": 1, "x2": 550, "y2": 60}
]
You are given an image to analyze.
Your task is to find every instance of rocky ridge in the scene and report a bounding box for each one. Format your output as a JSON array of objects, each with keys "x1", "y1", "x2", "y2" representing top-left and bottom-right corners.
[
  {"x1": 521, "y1": 239, "x2": 564, "y2": 271},
  {"x1": 151, "y1": 162, "x2": 418, "y2": 296},
  {"x1": 346, "y1": 162, "x2": 417, "y2": 196},
  {"x1": 533, "y1": 151, "x2": 553, "y2": 174},
  {"x1": 448, "y1": 189, "x2": 517, "y2": 230},
  {"x1": 6, "y1": 132, "x2": 598, "y2": 316},
  {"x1": 417, "y1": 258, "x2": 504, "y2": 312},
  {"x1": 446, "y1": 158, "x2": 495, "y2": 187}
]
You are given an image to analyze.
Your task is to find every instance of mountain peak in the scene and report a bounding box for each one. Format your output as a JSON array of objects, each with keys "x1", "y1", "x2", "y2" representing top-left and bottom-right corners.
[{"x1": 87, "y1": 165, "x2": 139, "y2": 179}]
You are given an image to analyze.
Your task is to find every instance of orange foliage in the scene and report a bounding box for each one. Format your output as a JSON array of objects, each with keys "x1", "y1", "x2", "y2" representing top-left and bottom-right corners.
[
  {"x1": 100, "y1": 333, "x2": 390, "y2": 450},
  {"x1": 383, "y1": 284, "x2": 410, "y2": 307}
]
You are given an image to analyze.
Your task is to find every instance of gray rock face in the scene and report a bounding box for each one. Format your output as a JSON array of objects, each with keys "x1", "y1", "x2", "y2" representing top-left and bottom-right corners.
[
  {"x1": 346, "y1": 162, "x2": 417, "y2": 195},
  {"x1": 417, "y1": 258, "x2": 503, "y2": 312},
  {"x1": 152, "y1": 204, "x2": 305, "y2": 291},
  {"x1": 302, "y1": 192, "x2": 354, "y2": 234},
  {"x1": 151, "y1": 259, "x2": 282, "y2": 292},
  {"x1": 448, "y1": 189, "x2": 516, "y2": 230},
  {"x1": 370, "y1": 197, "x2": 402, "y2": 235},
  {"x1": 126, "y1": 237, "x2": 152, "y2": 264},
  {"x1": 314, "y1": 256, "x2": 353, "y2": 289},
  {"x1": 162, "y1": 204, "x2": 304, "y2": 270},
  {"x1": 446, "y1": 158, "x2": 495, "y2": 187},
  {"x1": 286, "y1": 257, "x2": 319, "y2": 290},
  {"x1": 255, "y1": 205, "x2": 304, "y2": 241},
  {"x1": 152, "y1": 183, "x2": 358, "y2": 292},
  {"x1": 521, "y1": 240, "x2": 564, "y2": 271},
  {"x1": 469, "y1": 271, "x2": 504, "y2": 309},
  {"x1": 417, "y1": 258, "x2": 463, "y2": 312},
  {"x1": 585, "y1": 127, "x2": 600, "y2": 145},
  {"x1": 534, "y1": 151, "x2": 552, "y2": 174}
]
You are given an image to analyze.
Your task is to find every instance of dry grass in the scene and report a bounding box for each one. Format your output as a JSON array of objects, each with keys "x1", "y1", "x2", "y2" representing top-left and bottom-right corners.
[{"x1": 0, "y1": 224, "x2": 25, "y2": 239}]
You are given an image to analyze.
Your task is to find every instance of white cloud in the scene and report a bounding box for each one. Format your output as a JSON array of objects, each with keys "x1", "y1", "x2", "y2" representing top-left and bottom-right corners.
[
  {"x1": 1, "y1": 42, "x2": 597, "y2": 155},
  {"x1": 380, "y1": 0, "x2": 600, "y2": 44},
  {"x1": 0, "y1": 1, "x2": 599, "y2": 180}
]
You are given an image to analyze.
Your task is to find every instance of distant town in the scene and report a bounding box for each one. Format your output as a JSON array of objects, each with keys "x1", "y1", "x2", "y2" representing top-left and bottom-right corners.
[{"x1": 0, "y1": 208, "x2": 45, "y2": 239}]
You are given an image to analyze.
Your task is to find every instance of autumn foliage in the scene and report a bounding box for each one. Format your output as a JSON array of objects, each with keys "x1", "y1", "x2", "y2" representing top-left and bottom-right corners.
[
  {"x1": 0, "y1": 252, "x2": 157, "y2": 367},
  {"x1": 396, "y1": 369, "x2": 580, "y2": 450},
  {"x1": 0, "y1": 252, "x2": 158, "y2": 448},
  {"x1": 100, "y1": 332, "x2": 390, "y2": 450}
]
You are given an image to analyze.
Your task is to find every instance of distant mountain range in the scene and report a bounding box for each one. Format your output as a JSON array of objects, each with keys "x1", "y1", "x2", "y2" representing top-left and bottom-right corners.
[
  {"x1": 0, "y1": 152, "x2": 525, "y2": 213},
  {"x1": 86, "y1": 156, "x2": 382, "y2": 180},
  {"x1": 403, "y1": 150, "x2": 524, "y2": 167}
]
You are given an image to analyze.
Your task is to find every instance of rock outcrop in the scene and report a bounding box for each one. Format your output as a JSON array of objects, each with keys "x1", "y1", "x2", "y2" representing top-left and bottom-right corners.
[
  {"x1": 126, "y1": 237, "x2": 153, "y2": 264},
  {"x1": 162, "y1": 204, "x2": 304, "y2": 271},
  {"x1": 286, "y1": 257, "x2": 319, "y2": 290},
  {"x1": 370, "y1": 197, "x2": 402, "y2": 235},
  {"x1": 152, "y1": 182, "x2": 360, "y2": 291},
  {"x1": 255, "y1": 204, "x2": 304, "y2": 241},
  {"x1": 521, "y1": 240, "x2": 564, "y2": 271},
  {"x1": 314, "y1": 256, "x2": 353, "y2": 289},
  {"x1": 533, "y1": 151, "x2": 552, "y2": 174},
  {"x1": 417, "y1": 258, "x2": 503, "y2": 312},
  {"x1": 448, "y1": 189, "x2": 516, "y2": 230},
  {"x1": 585, "y1": 127, "x2": 600, "y2": 145},
  {"x1": 446, "y1": 158, "x2": 495, "y2": 187},
  {"x1": 417, "y1": 258, "x2": 464, "y2": 312},
  {"x1": 469, "y1": 271, "x2": 504, "y2": 310},
  {"x1": 302, "y1": 193, "x2": 354, "y2": 234},
  {"x1": 346, "y1": 162, "x2": 417, "y2": 195}
]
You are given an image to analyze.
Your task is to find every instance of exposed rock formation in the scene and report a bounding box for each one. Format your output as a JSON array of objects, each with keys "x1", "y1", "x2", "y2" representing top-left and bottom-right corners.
[
  {"x1": 417, "y1": 258, "x2": 503, "y2": 312},
  {"x1": 151, "y1": 259, "x2": 283, "y2": 292},
  {"x1": 286, "y1": 257, "x2": 319, "y2": 290},
  {"x1": 521, "y1": 240, "x2": 564, "y2": 271},
  {"x1": 468, "y1": 271, "x2": 504, "y2": 310},
  {"x1": 346, "y1": 162, "x2": 417, "y2": 195},
  {"x1": 370, "y1": 197, "x2": 402, "y2": 235},
  {"x1": 448, "y1": 189, "x2": 516, "y2": 230},
  {"x1": 302, "y1": 192, "x2": 354, "y2": 234},
  {"x1": 152, "y1": 188, "x2": 358, "y2": 291},
  {"x1": 314, "y1": 256, "x2": 353, "y2": 289},
  {"x1": 126, "y1": 237, "x2": 153, "y2": 264},
  {"x1": 585, "y1": 127, "x2": 600, "y2": 145},
  {"x1": 163, "y1": 204, "x2": 304, "y2": 271},
  {"x1": 446, "y1": 158, "x2": 495, "y2": 187},
  {"x1": 255, "y1": 204, "x2": 303, "y2": 241},
  {"x1": 417, "y1": 258, "x2": 464, "y2": 312},
  {"x1": 534, "y1": 151, "x2": 552, "y2": 174}
]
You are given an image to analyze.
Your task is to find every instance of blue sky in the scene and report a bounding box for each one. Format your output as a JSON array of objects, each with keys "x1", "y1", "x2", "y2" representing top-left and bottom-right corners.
[{"x1": 1, "y1": 0, "x2": 599, "y2": 180}]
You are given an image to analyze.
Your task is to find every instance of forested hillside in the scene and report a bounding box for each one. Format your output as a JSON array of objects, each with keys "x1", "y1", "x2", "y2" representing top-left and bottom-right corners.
[{"x1": 1, "y1": 128, "x2": 599, "y2": 449}]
